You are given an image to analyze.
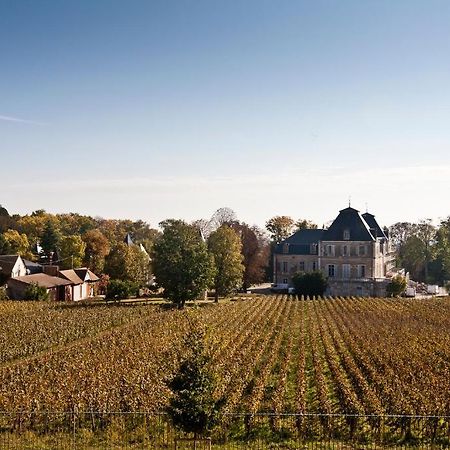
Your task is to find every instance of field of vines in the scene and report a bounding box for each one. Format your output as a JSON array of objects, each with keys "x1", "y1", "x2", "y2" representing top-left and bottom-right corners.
[{"x1": 1, "y1": 296, "x2": 450, "y2": 434}]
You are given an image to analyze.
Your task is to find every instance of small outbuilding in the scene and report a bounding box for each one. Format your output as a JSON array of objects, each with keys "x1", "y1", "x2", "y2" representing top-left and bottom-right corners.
[
  {"x1": 7, "y1": 273, "x2": 72, "y2": 301},
  {"x1": 59, "y1": 268, "x2": 100, "y2": 300}
]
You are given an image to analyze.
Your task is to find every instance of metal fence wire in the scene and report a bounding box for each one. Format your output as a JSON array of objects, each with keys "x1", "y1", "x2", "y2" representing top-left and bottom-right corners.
[{"x1": 0, "y1": 411, "x2": 449, "y2": 449}]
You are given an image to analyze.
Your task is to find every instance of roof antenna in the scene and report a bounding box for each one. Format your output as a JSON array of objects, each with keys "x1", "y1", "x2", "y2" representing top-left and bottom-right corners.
[{"x1": 348, "y1": 196, "x2": 351, "y2": 208}]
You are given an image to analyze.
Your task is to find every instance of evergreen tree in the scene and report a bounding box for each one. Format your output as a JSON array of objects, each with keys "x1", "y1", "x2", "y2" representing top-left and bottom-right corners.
[
  {"x1": 167, "y1": 319, "x2": 220, "y2": 438},
  {"x1": 40, "y1": 221, "x2": 61, "y2": 260}
]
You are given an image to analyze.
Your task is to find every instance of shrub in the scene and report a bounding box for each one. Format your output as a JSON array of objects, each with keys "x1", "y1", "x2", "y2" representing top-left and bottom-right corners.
[
  {"x1": 24, "y1": 283, "x2": 49, "y2": 301},
  {"x1": 386, "y1": 275, "x2": 407, "y2": 297},
  {"x1": 106, "y1": 279, "x2": 139, "y2": 301},
  {"x1": 291, "y1": 271, "x2": 328, "y2": 297}
]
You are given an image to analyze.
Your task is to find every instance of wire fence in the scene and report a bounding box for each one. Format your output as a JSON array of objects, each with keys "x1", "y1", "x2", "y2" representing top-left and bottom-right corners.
[{"x1": 1, "y1": 411, "x2": 450, "y2": 449}]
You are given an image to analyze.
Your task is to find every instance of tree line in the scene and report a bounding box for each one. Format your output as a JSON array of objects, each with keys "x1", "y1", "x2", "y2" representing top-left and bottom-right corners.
[
  {"x1": 389, "y1": 219, "x2": 450, "y2": 285},
  {"x1": 2, "y1": 204, "x2": 449, "y2": 301},
  {"x1": 0, "y1": 205, "x2": 270, "y2": 304}
]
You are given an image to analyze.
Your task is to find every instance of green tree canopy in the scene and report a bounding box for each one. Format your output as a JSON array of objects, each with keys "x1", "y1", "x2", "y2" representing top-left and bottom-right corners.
[
  {"x1": 208, "y1": 225, "x2": 244, "y2": 301},
  {"x1": 292, "y1": 271, "x2": 328, "y2": 298},
  {"x1": 24, "y1": 283, "x2": 49, "y2": 301},
  {"x1": 40, "y1": 221, "x2": 62, "y2": 258},
  {"x1": 152, "y1": 220, "x2": 215, "y2": 308},
  {"x1": 104, "y1": 242, "x2": 150, "y2": 285},
  {"x1": 167, "y1": 318, "x2": 220, "y2": 437},
  {"x1": 59, "y1": 235, "x2": 86, "y2": 269},
  {"x1": 1, "y1": 229, "x2": 31, "y2": 257},
  {"x1": 386, "y1": 275, "x2": 407, "y2": 297}
]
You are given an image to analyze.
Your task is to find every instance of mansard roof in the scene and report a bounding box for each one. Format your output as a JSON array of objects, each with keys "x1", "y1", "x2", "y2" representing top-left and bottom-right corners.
[
  {"x1": 274, "y1": 229, "x2": 324, "y2": 255},
  {"x1": 322, "y1": 207, "x2": 375, "y2": 242},
  {"x1": 362, "y1": 212, "x2": 387, "y2": 239}
]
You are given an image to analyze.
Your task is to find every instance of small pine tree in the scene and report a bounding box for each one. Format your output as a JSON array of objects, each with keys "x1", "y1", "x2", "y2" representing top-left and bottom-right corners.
[{"x1": 167, "y1": 319, "x2": 220, "y2": 439}]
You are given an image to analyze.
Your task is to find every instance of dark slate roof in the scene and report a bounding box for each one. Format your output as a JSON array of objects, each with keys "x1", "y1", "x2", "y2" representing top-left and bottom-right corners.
[
  {"x1": 23, "y1": 259, "x2": 43, "y2": 274},
  {"x1": 0, "y1": 255, "x2": 19, "y2": 274},
  {"x1": 362, "y1": 212, "x2": 387, "y2": 239},
  {"x1": 124, "y1": 233, "x2": 134, "y2": 246},
  {"x1": 322, "y1": 207, "x2": 375, "y2": 242},
  {"x1": 0, "y1": 255, "x2": 19, "y2": 264},
  {"x1": 275, "y1": 229, "x2": 324, "y2": 255}
]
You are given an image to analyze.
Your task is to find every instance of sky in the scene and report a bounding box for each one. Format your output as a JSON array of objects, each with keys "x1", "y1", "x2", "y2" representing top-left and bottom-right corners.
[{"x1": 1, "y1": 0, "x2": 450, "y2": 229}]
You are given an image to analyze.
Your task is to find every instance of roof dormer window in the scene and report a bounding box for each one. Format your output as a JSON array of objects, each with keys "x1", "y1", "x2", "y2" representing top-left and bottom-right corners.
[{"x1": 343, "y1": 229, "x2": 350, "y2": 240}]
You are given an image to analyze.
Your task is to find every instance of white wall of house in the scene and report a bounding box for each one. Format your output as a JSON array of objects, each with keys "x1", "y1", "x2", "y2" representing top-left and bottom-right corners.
[
  {"x1": 72, "y1": 285, "x2": 83, "y2": 301},
  {"x1": 81, "y1": 282, "x2": 88, "y2": 299}
]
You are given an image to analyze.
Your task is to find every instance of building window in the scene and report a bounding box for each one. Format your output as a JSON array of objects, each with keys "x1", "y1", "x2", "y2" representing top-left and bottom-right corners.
[
  {"x1": 343, "y1": 229, "x2": 350, "y2": 240},
  {"x1": 342, "y1": 245, "x2": 348, "y2": 256},
  {"x1": 299, "y1": 261, "x2": 305, "y2": 271},
  {"x1": 310, "y1": 243, "x2": 318, "y2": 254},
  {"x1": 312, "y1": 261, "x2": 317, "y2": 271},
  {"x1": 283, "y1": 278, "x2": 288, "y2": 284},
  {"x1": 359, "y1": 245, "x2": 366, "y2": 256},
  {"x1": 342, "y1": 264, "x2": 351, "y2": 279},
  {"x1": 283, "y1": 243, "x2": 289, "y2": 254},
  {"x1": 326, "y1": 245, "x2": 335, "y2": 256},
  {"x1": 328, "y1": 264, "x2": 335, "y2": 277},
  {"x1": 283, "y1": 261, "x2": 288, "y2": 273},
  {"x1": 358, "y1": 265, "x2": 366, "y2": 278}
]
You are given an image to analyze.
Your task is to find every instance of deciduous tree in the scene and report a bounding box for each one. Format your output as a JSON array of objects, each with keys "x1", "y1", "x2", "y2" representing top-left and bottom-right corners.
[
  {"x1": 230, "y1": 223, "x2": 269, "y2": 290},
  {"x1": 104, "y1": 242, "x2": 150, "y2": 285},
  {"x1": 295, "y1": 219, "x2": 318, "y2": 230},
  {"x1": 152, "y1": 220, "x2": 215, "y2": 308},
  {"x1": 265, "y1": 216, "x2": 295, "y2": 244},
  {"x1": 1, "y1": 229, "x2": 31, "y2": 257},
  {"x1": 59, "y1": 235, "x2": 86, "y2": 269},
  {"x1": 208, "y1": 226, "x2": 244, "y2": 302},
  {"x1": 82, "y1": 229, "x2": 110, "y2": 273}
]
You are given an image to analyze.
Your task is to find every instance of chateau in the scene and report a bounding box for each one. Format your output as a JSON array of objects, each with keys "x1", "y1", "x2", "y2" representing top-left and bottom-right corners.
[{"x1": 273, "y1": 207, "x2": 396, "y2": 296}]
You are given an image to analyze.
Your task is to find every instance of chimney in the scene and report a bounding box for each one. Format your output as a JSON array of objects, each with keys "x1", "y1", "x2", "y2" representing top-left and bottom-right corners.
[{"x1": 43, "y1": 265, "x2": 59, "y2": 277}]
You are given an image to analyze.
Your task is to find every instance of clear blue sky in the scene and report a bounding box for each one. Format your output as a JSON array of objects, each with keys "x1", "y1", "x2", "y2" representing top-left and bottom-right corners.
[{"x1": 1, "y1": 0, "x2": 450, "y2": 228}]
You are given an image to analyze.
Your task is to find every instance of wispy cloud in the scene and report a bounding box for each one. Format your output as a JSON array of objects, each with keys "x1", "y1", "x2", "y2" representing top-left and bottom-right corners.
[
  {"x1": 9, "y1": 164, "x2": 450, "y2": 192},
  {"x1": 0, "y1": 114, "x2": 48, "y2": 126}
]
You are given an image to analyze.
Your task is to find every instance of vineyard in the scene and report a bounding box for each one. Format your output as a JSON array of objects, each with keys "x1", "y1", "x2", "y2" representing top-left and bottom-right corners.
[{"x1": 1, "y1": 296, "x2": 450, "y2": 446}]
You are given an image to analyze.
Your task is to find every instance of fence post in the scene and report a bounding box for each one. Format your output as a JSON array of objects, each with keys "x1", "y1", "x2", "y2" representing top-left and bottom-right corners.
[{"x1": 72, "y1": 406, "x2": 78, "y2": 450}]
